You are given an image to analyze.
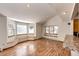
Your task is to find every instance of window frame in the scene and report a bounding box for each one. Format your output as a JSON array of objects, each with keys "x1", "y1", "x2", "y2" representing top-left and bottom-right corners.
[
  {"x1": 28, "y1": 24, "x2": 35, "y2": 34},
  {"x1": 44, "y1": 25, "x2": 58, "y2": 36},
  {"x1": 8, "y1": 21, "x2": 16, "y2": 37},
  {"x1": 45, "y1": 26, "x2": 50, "y2": 36}
]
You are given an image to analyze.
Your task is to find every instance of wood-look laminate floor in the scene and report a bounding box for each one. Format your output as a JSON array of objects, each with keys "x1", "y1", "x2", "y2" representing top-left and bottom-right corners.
[{"x1": 0, "y1": 39, "x2": 71, "y2": 56}]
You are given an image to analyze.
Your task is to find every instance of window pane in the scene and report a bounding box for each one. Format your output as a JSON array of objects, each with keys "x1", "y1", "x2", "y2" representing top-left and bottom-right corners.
[
  {"x1": 54, "y1": 26, "x2": 58, "y2": 34},
  {"x1": 50, "y1": 26, "x2": 54, "y2": 34},
  {"x1": 8, "y1": 29, "x2": 14, "y2": 36},
  {"x1": 8, "y1": 23, "x2": 15, "y2": 36},
  {"x1": 17, "y1": 24, "x2": 27, "y2": 34},
  {"x1": 28, "y1": 25, "x2": 34, "y2": 33},
  {"x1": 45, "y1": 27, "x2": 49, "y2": 33}
]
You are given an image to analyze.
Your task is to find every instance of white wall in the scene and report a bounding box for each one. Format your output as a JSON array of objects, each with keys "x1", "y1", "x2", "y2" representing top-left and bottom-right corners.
[
  {"x1": 0, "y1": 14, "x2": 7, "y2": 50},
  {"x1": 42, "y1": 15, "x2": 73, "y2": 41}
]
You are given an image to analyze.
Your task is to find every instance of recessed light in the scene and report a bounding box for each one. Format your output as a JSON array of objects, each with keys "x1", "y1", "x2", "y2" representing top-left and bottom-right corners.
[
  {"x1": 63, "y1": 12, "x2": 66, "y2": 15},
  {"x1": 27, "y1": 4, "x2": 30, "y2": 8}
]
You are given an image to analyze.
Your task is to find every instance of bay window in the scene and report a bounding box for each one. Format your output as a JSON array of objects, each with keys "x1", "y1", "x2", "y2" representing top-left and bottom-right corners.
[
  {"x1": 45, "y1": 26, "x2": 50, "y2": 35},
  {"x1": 17, "y1": 24, "x2": 27, "y2": 34},
  {"x1": 28, "y1": 25, "x2": 35, "y2": 34},
  {"x1": 8, "y1": 21, "x2": 16, "y2": 36}
]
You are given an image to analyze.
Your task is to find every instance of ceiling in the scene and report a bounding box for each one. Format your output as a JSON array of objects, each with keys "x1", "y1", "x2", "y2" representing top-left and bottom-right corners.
[{"x1": 0, "y1": 3, "x2": 75, "y2": 23}]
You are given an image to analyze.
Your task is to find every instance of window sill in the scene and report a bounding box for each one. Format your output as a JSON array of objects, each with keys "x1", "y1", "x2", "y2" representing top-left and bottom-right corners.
[
  {"x1": 16, "y1": 34, "x2": 28, "y2": 36},
  {"x1": 44, "y1": 34, "x2": 59, "y2": 37},
  {"x1": 8, "y1": 35, "x2": 15, "y2": 38}
]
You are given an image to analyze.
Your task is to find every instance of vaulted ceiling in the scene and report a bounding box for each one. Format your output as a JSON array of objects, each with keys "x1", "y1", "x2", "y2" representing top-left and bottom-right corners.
[{"x1": 0, "y1": 3, "x2": 75, "y2": 23}]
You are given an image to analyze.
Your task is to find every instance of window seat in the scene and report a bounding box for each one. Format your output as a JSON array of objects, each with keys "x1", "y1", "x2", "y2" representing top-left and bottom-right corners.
[
  {"x1": 3, "y1": 35, "x2": 36, "y2": 50},
  {"x1": 43, "y1": 35, "x2": 64, "y2": 42}
]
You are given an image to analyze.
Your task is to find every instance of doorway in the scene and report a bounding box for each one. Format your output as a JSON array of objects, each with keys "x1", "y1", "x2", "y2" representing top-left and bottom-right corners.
[{"x1": 73, "y1": 19, "x2": 79, "y2": 37}]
